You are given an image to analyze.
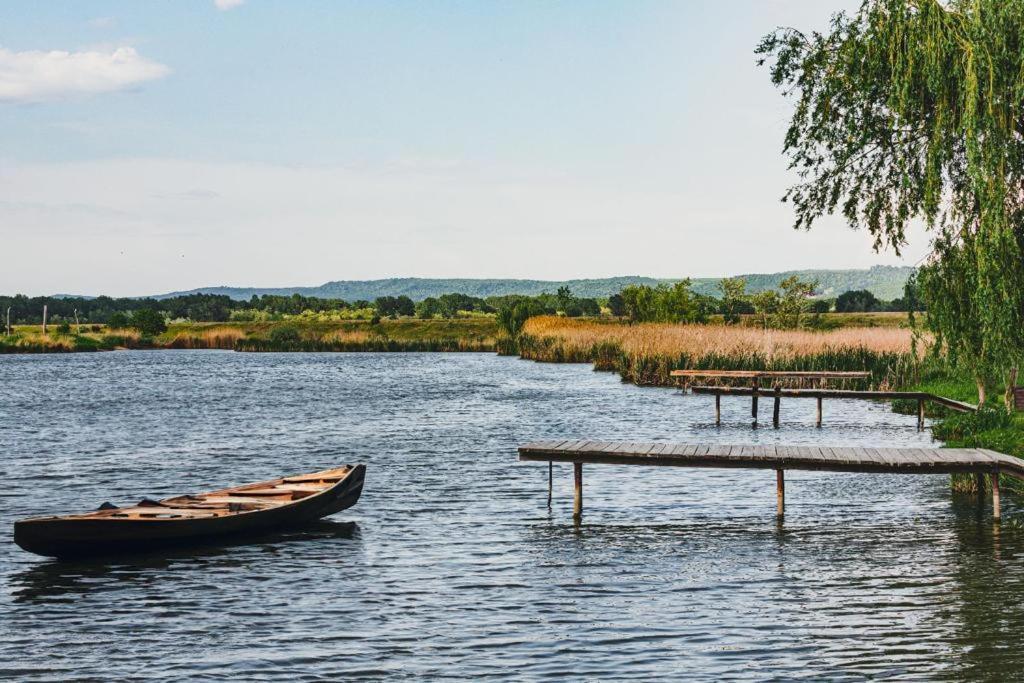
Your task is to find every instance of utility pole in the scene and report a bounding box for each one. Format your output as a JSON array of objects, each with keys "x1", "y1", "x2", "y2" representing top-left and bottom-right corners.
[{"x1": 42, "y1": 304, "x2": 48, "y2": 335}]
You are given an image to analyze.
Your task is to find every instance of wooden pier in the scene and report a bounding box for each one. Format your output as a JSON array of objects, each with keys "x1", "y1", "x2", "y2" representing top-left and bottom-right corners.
[
  {"x1": 670, "y1": 370, "x2": 872, "y2": 383},
  {"x1": 671, "y1": 369, "x2": 875, "y2": 426},
  {"x1": 519, "y1": 440, "x2": 1020, "y2": 523},
  {"x1": 689, "y1": 385, "x2": 977, "y2": 428}
]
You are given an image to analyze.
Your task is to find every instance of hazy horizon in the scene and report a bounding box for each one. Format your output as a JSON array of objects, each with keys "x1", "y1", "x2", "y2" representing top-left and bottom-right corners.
[{"x1": 1, "y1": 1, "x2": 930, "y2": 297}]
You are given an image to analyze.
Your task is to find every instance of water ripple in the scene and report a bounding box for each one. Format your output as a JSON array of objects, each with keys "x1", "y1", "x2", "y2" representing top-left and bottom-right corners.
[{"x1": 1, "y1": 351, "x2": 1021, "y2": 680}]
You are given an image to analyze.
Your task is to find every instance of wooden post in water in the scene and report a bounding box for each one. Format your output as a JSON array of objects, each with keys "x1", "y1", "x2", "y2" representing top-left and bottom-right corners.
[
  {"x1": 816, "y1": 396, "x2": 823, "y2": 427},
  {"x1": 776, "y1": 469, "x2": 785, "y2": 517},
  {"x1": 917, "y1": 399, "x2": 925, "y2": 431},
  {"x1": 547, "y1": 461, "x2": 553, "y2": 507},
  {"x1": 751, "y1": 376, "x2": 759, "y2": 422},
  {"x1": 42, "y1": 304, "x2": 47, "y2": 335},
  {"x1": 573, "y1": 462, "x2": 583, "y2": 524},
  {"x1": 715, "y1": 394, "x2": 721, "y2": 425},
  {"x1": 991, "y1": 470, "x2": 1001, "y2": 522},
  {"x1": 772, "y1": 386, "x2": 781, "y2": 428}
]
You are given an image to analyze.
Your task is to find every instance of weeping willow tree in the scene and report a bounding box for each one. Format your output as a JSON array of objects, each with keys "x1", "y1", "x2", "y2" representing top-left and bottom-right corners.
[{"x1": 757, "y1": 0, "x2": 1024, "y2": 405}]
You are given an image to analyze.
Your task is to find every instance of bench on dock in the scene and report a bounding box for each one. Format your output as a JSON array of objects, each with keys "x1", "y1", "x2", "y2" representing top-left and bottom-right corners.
[{"x1": 519, "y1": 440, "x2": 1021, "y2": 523}]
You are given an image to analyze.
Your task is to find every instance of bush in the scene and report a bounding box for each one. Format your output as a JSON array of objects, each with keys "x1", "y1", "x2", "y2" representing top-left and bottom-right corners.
[
  {"x1": 496, "y1": 299, "x2": 547, "y2": 338},
  {"x1": 931, "y1": 407, "x2": 1014, "y2": 443},
  {"x1": 108, "y1": 312, "x2": 130, "y2": 329},
  {"x1": 268, "y1": 326, "x2": 302, "y2": 345},
  {"x1": 73, "y1": 335, "x2": 103, "y2": 351},
  {"x1": 130, "y1": 309, "x2": 167, "y2": 336},
  {"x1": 56, "y1": 321, "x2": 72, "y2": 335}
]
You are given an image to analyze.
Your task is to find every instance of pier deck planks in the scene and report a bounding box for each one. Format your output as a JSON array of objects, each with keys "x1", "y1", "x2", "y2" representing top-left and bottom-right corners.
[{"x1": 518, "y1": 441, "x2": 1021, "y2": 477}]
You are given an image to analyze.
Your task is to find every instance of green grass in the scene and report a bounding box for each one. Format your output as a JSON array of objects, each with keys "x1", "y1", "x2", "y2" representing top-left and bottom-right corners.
[
  {"x1": 896, "y1": 364, "x2": 1024, "y2": 494},
  {"x1": 0, "y1": 330, "x2": 119, "y2": 353}
]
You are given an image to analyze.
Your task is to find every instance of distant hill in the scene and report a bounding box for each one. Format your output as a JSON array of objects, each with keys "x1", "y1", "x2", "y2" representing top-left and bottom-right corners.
[
  {"x1": 154, "y1": 277, "x2": 667, "y2": 301},
  {"x1": 690, "y1": 265, "x2": 914, "y2": 301},
  {"x1": 152, "y1": 266, "x2": 914, "y2": 302}
]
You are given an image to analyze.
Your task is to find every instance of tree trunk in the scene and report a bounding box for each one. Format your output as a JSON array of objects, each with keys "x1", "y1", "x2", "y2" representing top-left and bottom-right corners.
[
  {"x1": 976, "y1": 377, "x2": 987, "y2": 407},
  {"x1": 1006, "y1": 367, "x2": 1019, "y2": 411}
]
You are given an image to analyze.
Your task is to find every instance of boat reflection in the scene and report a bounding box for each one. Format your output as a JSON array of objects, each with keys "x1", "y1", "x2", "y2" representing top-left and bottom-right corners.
[{"x1": 9, "y1": 520, "x2": 360, "y2": 604}]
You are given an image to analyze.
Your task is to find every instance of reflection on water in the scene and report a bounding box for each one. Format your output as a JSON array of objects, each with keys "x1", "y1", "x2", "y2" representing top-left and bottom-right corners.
[
  {"x1": 1, "y1": 351, "x2": 1021, "y2": 680},
  {"x1": 10, "y1": 521, "x2": 359, "y2": 604}
]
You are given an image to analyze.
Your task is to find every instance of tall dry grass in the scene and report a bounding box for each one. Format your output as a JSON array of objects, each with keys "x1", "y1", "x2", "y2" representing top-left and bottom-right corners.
[
  {"x1": 0, "y1": 327, "x2": 145, "y2": 353},
  {"x1": 165, "y1": 327, "x2": 246, "y2": 350},
  {"x1": 321, "y1": 329, "x2": 374, "y2": 344},
  {"x1": 518, "y1": 316, "x2": 923, "y2": 388}
]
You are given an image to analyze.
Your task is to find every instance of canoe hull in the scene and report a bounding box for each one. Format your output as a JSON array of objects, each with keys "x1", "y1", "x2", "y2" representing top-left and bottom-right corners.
[{"x1": 14, "y1": 464, "x2": 365, "y2": 559}]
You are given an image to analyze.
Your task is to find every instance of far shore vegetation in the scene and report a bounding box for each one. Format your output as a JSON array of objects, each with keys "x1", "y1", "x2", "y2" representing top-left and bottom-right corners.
[{"x1": 1, "y1": 276, "x2": 920, "y2": 357}]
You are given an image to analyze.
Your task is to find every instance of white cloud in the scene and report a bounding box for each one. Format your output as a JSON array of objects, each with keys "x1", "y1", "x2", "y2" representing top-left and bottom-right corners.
[
  {"x1": 214, "y1": 0, "x2": 245, "y2": 10},
  {"x1": 0, "y1": 46, "x2": 170, "y2": 104}
]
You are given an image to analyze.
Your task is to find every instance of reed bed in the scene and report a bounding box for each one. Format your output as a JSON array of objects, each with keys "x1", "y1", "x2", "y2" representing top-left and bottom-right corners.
[
  {"x1": 518, "y1": 316, "x2": 922, "y2": 388},
  {"x1": 0, "y1": 334, "x2": 80, "y2": 353},
  {"x1": 1, "y1": 320, "x2": 498, "y2": 354},
  {"x1": 164, "y1": 327, "x2": 246, "y2": 350},
  {"x1": 321, "y1": 329, "x2": 374, "y2": 344},
  {"x1": 236, "y1": 335, "x2": 495, "y2": 353},
  {"x1": 0, "y1": 328, "x2": 146, "y2": 353}
]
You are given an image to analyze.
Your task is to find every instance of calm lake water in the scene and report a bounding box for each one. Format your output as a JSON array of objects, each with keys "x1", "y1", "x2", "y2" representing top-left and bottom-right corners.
[{"x1": 2, "y1": 351, "x2": 1021, "y2": 680}]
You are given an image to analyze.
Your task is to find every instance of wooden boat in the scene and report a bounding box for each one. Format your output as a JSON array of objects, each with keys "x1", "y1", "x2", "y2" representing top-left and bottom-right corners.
[{"x1": 14, "y1": 464, "x2": 365, "y2": 559}]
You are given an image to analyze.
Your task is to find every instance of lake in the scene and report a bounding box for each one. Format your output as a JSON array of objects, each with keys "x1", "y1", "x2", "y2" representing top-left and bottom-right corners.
[{"x1": 2, "y1": 351, "x2": 1021, "y2": 680}]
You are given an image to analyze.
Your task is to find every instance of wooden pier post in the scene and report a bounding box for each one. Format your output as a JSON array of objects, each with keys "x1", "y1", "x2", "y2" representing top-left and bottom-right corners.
[
  {"x1": 975, "y1": 472, "x2": 986, "y2": 496},
  {"x1": 715, "y1": 393, "x2": 721, "y2": 425},
  {"x1": 816, "y1": 397, "x2": 823, "y2": 427},
  {"x1": 772, "y1": 386, "x2": 781, "y2": 428},
  {"x1": 776, "y1": 469, "x2": 785, "y2": 517},
  {"x1": 917, "y1": 399, "x2": 925, "y2": 431},
  {"x1": 573, "y1": 462, "x2": 583, "y2": 524},
  {"x1": 547, "y1": 461, "x2": 553, "y2": 506},
  {"x1": 991, "y1": 470, "x2": 1001, "y2": 522},
  {"x1": 751, "y1": 376, "x2": 759, "y2": 422}
]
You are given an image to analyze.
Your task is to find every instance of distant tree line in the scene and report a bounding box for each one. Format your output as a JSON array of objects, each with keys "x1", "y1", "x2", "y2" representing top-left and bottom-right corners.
[
  {"x1": 1, "y1": 279, "x2": 921, "y2": 329},
  {"x1": 0, "y1": 288, "x2": 603, "y2": 325}
]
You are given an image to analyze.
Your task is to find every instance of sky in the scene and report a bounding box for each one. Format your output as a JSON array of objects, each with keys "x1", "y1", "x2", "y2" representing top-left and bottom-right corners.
[{"x1": 0, "y1": 1, "x2": 930, "y2": 297}]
